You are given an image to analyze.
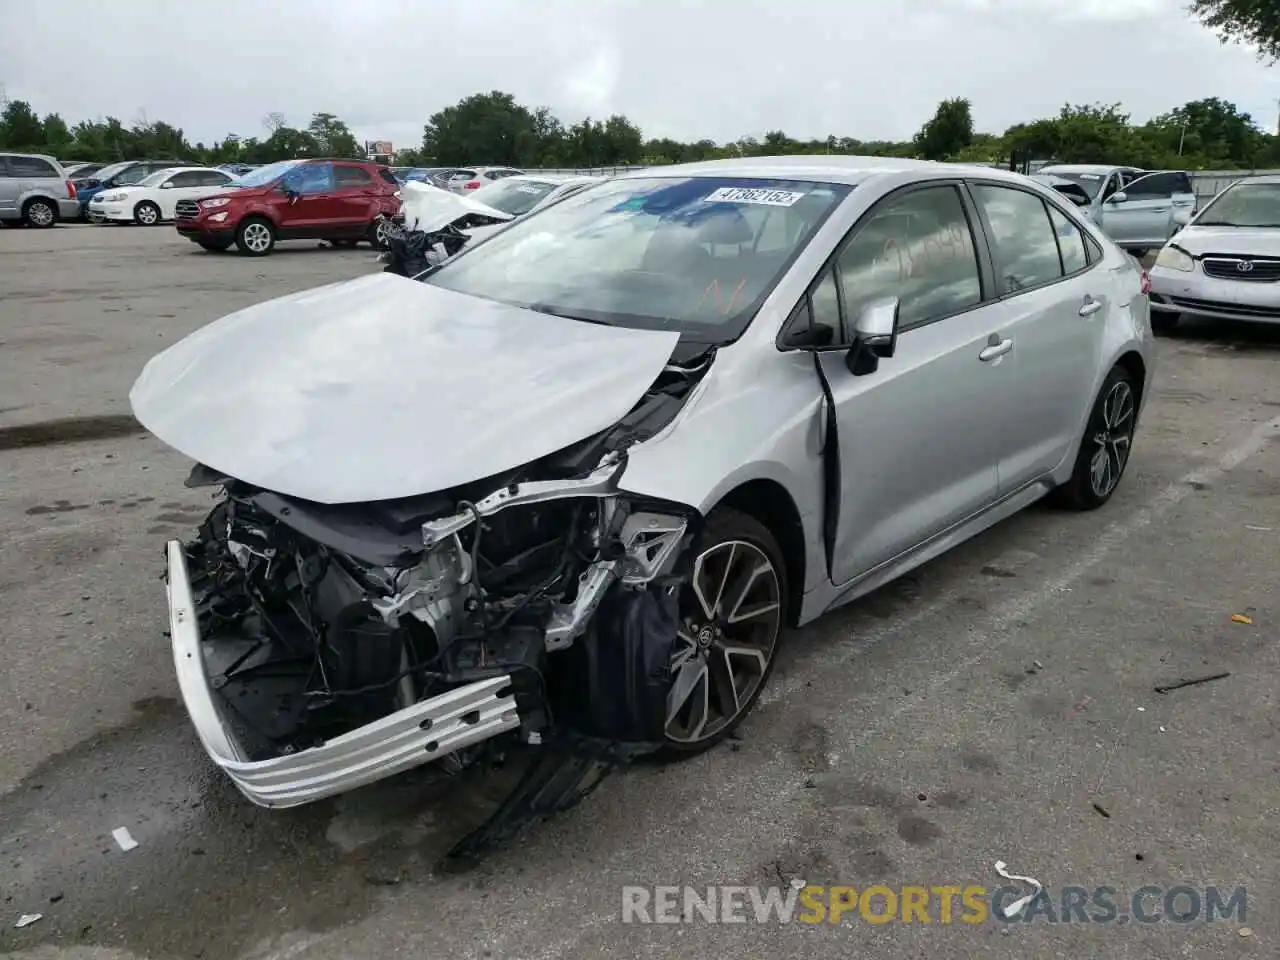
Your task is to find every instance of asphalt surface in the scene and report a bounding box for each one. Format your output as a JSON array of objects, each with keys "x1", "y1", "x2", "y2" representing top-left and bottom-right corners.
[{"x1": 2, "y1": 224, "x2": 1278, "y2": 960}]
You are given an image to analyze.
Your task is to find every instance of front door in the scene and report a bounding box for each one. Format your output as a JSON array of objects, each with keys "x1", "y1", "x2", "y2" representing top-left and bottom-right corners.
[
  {"x1": 1099, "y1": 172, "x2": 1175, "y2": 248},
  {"x1": 967, "y1": 182, "x2": 1107, "y2": 491},
  {"x1": 817, "y1": 182, "x2": 1008, "y2": 584},
  {"x1": 276, "y1": 162, "x2": 337, "y2": 238}
]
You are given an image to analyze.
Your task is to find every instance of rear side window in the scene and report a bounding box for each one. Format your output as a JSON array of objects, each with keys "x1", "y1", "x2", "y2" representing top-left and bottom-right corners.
[
  {"x1": 1047, "y1": 205, "x2": 1088, "y2": 274},
  {"x1": 167, "y1": 170, "x2": 205, "y2": 188},
  {"x1": 335, "y1": 165, "x2": 374, "y2": 186},
  {"x1": 115, "y1": 165, "x2": 147, "y2": 185},
  {"x1": 377, "y1": 167, "x2": 398, "y2": 185},
  {"x1": 198, "y1": 170, "x2": 233, "y2": 187},
  {"x1": 972, "y1": 184, "x2": 1063, "y2": 294},
  {"x1": 8, "y1": 155, "x2": 59, "y2": 178}
]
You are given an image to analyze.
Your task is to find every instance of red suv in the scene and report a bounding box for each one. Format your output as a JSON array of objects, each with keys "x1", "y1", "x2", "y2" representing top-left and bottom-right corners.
[{"x1": 175, "y1": 158, "x2": 402, "y2": 256}]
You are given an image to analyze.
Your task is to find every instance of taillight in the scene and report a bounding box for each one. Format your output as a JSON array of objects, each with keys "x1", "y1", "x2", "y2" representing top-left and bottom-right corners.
[
  {"x1": 1140, "y1": 270, "x2": 1151, "y2": 295},
  {"x1": 66, "y1": 180, "x2": 77, "y2": 199},
  {"x1": 464, "y1": 180, "x2": 481, "y2": 190}
]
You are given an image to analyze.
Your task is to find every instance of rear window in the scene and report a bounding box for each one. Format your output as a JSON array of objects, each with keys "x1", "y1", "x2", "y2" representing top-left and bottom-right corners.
[
  {"x1": 1042, "y1": 171, "x2": 1106, "y2": 200},
  {"x1": 468, "y1": 179, "x2": 559, "y2": 216},
  {"x1": 6, "y1": 155, "x2": 59, "y2": 178}
]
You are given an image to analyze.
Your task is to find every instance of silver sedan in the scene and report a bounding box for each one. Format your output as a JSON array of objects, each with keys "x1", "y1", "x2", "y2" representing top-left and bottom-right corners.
[
  {"x1": 1148, "y1": 175, "x2": 1280, "y2": 332},
  {"x1": 131, "y1": 155, "x2": 1154, "y2": 810}
]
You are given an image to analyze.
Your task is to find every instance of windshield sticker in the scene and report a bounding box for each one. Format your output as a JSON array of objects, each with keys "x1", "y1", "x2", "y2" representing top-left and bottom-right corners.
[
  {"x1": 516, "y1": 185, "x2": 543, "y2": 194},
  {"x1": 702, "y1": 187, "x2": 806, "y2": 206},
  {"x1": 1077, "y1": 174, "x2": 1102, "y2": 180}
]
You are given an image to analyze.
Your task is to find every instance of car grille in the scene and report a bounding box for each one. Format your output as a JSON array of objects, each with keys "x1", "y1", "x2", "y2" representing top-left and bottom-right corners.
[
  {"x1": 175, "y1": 200, "x2": 200, "y2": 221},
  {"x1": 1200, "y1": 256, "x2": 1280, "y2": 282},
  {"x1": 1168, "y1": 296, "x2": 1280, "y2": 319}
]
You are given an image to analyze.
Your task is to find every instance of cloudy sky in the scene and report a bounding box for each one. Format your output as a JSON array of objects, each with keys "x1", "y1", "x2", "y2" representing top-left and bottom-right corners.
[{"x1": 2, "y1": 0, "x2": 1278, "y2": 151}]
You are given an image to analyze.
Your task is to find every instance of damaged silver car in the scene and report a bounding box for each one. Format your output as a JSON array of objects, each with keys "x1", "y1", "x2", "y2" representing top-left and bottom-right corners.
[{"x1": 132, "y1": 156, "x2": 1152, "y2": 850}]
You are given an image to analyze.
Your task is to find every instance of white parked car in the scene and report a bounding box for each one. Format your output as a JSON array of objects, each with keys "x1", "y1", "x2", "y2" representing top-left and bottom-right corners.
[{"x1": 87, "y1": 166, "x2": 238, "y2": 225}]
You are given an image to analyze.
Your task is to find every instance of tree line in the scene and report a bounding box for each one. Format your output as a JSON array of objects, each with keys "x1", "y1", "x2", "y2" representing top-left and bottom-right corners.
[{"x1": 2, "y1": 90, "x2": 1279, "y2": 174}]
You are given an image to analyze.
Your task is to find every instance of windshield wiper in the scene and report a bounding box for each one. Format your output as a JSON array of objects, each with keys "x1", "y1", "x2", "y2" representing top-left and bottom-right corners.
[
  {"x1": 1194, "y1": 220, "x2": 1240, "y2": 226},
  {"x1": 527, "y1": 303, "x2": 613, "y2": 326}
]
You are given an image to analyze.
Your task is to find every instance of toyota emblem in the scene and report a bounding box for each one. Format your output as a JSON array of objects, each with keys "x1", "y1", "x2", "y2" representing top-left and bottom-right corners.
[{"x1": 1236, "y1": 260, "x2": 1255, "y2": 273}]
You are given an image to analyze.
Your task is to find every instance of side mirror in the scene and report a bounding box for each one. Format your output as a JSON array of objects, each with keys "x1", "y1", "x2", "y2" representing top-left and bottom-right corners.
[
  {"x1": 159, "y1": 182, "x2": 174, "y2": 189},
  {"x1": 846, "y1": 296, "x2": 899, "y2": 376},
  {"x1": 1107, "y1": 190, "x2": 1128, "y2": 204}
]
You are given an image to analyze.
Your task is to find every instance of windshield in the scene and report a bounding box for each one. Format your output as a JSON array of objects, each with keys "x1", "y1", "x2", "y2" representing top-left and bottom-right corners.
[
  {"x1": 92, "y1": 162, "x2": 132, "y2": 183},
  {"x1": 232, "y1": 159, "x2": 303, "y2": 187},
  {"x1": 469, "y1": 179, "x2": 560, "y2": 216},
  {"x1": 137, "y1": 170, "x2": 174, "y2": 187},
  {"x1": 1040, "y1": 171, "x2": 1106, "y2": 200},
  {"x1": 426, "y1": 176, "x2": 852, "y2": 342},
  {"x1": 1195, "y1": 182, "x2": 1280, "y2": 227}
]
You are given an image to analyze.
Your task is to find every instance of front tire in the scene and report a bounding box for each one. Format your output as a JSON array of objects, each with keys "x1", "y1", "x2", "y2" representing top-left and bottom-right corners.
[
  {"x1": 660, "y1": 508, "x2": 787, "y2": 757},
  {"x1": 235, "y1": 217, "x2": 275, "y2": 256},
  {"x1": 1052, "y1": 365, "x2": 1138, "y2": 511},
  {"x1": 368, "y1": 218, "x2": 392, "y2": 250},
  {"x1": 134, "y1": 200, "x2": 161, "y2": 226},
  {"x1": 22, "y1": 198, "x2": 57, "y2": 228}
]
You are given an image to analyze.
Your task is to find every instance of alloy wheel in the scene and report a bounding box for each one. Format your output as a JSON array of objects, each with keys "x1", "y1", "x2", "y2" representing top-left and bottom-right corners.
[
  {"x1": 27, "y1": 202, "x2": 54, "y2": 227},
  {"x1": 243, "y1": 222, "x2": 271, "y2": 253},
  {"x1": 1089, "y1": 380, "x2": 1134, "y2": 498},
  {"x1": 665, "y1": 539, "x2": 782, "y2": 744},
  {"x1": 137, "y1": 203, "x2": 158, "y2": 225},
  {"x1": 375, "y1": 218, "x2": 391, "y2": 247}
]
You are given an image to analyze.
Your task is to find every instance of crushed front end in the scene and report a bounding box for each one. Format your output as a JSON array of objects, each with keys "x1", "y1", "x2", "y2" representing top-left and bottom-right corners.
[{"x1": 161, "y1": 357, "x2": 710, "y2": 836}]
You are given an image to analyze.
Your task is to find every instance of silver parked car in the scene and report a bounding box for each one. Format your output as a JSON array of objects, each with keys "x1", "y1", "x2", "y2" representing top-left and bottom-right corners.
[
  {"x1": 459, "y1": 174, "x2": 602, "y2": 245},
  {"x1": 441, "y1": 165, "x2": 525, "y2": 194},
  {"x1": 1038, "y1": 164, "x2": 1196, "y2": 255},
  {"x1": 131, "y1": 156, "x2": 1153, "y2": 819},
  {"x1": 1147, "y1": 175, "x2": 1280, "y2": 332},
  {"x1": 0, "y1": 152, "x2": 78, "y2": 227}
]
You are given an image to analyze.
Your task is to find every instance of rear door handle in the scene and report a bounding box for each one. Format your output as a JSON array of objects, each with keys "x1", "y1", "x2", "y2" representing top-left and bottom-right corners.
[
  {"x1": 1079, "y1": 297, "x2": 1103, "y2": 317},
  {"x1": 979, "y1": 337, "x2": 1013, "y2": 362}
]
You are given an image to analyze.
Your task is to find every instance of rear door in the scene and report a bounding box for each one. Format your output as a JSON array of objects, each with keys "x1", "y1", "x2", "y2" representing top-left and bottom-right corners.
[
  {"x1": 1103, "y1": 172, "x2": 1180, "y2": 247},
  {"x1": 276, "y1": 162, "x2": 336, "y2": 237},
  {"x1": 967, "y1": 182, "x2": 1107, "y2": 492},
  {"x1": 332, "y1": 163, "x2": 378, "y2": 234},
  {"x1": 0, "y1": 158, "x2": 19, "y2": 217}
]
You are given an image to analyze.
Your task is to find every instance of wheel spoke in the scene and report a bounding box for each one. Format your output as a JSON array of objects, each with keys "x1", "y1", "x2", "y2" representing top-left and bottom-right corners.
[
  {"x1": 666, "y1": 660, "x2": 710, "y2": 741},
  {"x1": 721, "y1": 643, "x2": 769, "y2": 674},
  {"x1": 708, "y1": 649, "x2": 741, "y2": 717},
  {"x1": 724, "y1": 561, "x2": 773, "y2": 623},
  {"x1": 710, "y1": 543, "x2": 737, "y2": 617}
]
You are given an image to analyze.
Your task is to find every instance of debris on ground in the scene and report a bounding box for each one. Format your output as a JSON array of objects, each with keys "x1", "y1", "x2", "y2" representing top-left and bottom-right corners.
[
  {"x1": 993, "y1": 861, "x2": 1043, "y2": 919},
  {"x1": 14, "y1": 914, "x2": 42, "y2": 929},
  {"x1": 1154, "y1": 672, "x2": 1230, "y2": 694},
  {"x1": 1231, "y1": 614, "x2": 1253, "y2": 624},
  {"x1": 1239, "y1": 927, "x2": 1254, "y2": 938},
  {"x1": 1091, "y1": 802, "x2": 1112, "y2": 819},
  {"x1": 111, "y1": 827, "x2": 139, "y2": 851}
]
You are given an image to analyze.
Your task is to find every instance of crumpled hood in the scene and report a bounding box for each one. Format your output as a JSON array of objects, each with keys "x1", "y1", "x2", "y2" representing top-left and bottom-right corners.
[
  {"x1": 399, "y1": 180, "x2": 513, "y2": 232},
  {"x1": 1172, "y1": 225, "x2": 1280, "y2": 257},
  {"x1": 129, "y1": 273, "x2": 680, "y2": 504}
]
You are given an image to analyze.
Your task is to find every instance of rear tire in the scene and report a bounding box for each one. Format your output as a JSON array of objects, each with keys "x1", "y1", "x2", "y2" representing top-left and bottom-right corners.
[
  {"x1": 1150, "y1": 311, "x2": 1180, "y2": 335},
  {"x1": 1051, "y1": 365, "x2": 1138, "y2": 511},
  {"x1": 235, "y1": 217, "x2": 275, "y2": 256},
  {"x1": 368, "y1": 218, "x2": 391, "y2": 250},
  {"x1": 133, "y1": 200, "x2": 161, "y2": 226},
  {"x1": 22, "y1": 198, "x2": 57, "y2": 228}
]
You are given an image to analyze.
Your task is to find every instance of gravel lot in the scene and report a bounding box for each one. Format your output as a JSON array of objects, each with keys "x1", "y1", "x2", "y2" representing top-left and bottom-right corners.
[{"x1": 1, "y1": 224, "x2": 1278, "y2": 960}]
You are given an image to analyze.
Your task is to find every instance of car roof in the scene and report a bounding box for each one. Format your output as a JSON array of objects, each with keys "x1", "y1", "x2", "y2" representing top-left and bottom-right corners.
[
  {"x1": 614, "y1": 154, "x2": 1038, "y2": 187},
  {"x1": 1227, "y1": 173, "x2": 1280, "y2": 186},
  {"x1": 0, "y1": 151, "x2": 61, "y2": 164},
  {"x1": 1038, "y1": 164, "x2": 1136, "y2": 175}
]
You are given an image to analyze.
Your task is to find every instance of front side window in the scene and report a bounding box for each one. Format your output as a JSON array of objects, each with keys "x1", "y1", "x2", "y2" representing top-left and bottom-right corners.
[
  {"x1": 427, "y1": 176, "x2": 852, "y2": 342},
  {"x1": 283, "y1": 162, "x2": 334, "y2": 195},
  {"x1": 233, "y1": 159, "x2": 305, "y2": 187},
  {"x1": 198, "y1": 171, "x2": 233, "y2": 187},
  {"x1": 1195, "y1": 181, "x2": 1280, "y2": 227},
  {"x1": 167, "y1": 171, "x2": 206, "y2": 188},
  {"x1": 836, "y1": 185, "x2": 982, "y2": 329},
  {"x1": 973, "y1": 184, "x2": 1063, "y2": 294},
  {"x1": 114, "y1": 165, "x2": 148, "y2": 186},
  {"x1": 1122, "y1": 173, "x2": 1177, "y2": 202}
]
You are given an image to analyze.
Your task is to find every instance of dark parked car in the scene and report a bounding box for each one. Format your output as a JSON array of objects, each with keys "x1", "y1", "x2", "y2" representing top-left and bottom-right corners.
[
  {"x1": 174, "y1": 157, "x2": 403, "y2": 255},
  {"x1": 72, "y1": 159, "x2": 200, "y2": 217}
]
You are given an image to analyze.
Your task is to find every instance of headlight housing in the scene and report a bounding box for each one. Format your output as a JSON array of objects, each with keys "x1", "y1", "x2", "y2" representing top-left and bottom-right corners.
[
  {"x1": 1155, "y1": 245, "x2": 1194, "y2": 273},
  {"x1": 201, "y1": 197, "x2": 231, "y2": 209},
  {"x1": 100, "y1": 192, "x2": 128, "y2": 202}
]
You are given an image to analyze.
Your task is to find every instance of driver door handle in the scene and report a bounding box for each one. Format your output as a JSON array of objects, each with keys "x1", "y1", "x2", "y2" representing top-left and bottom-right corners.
[
  {"x1": 979, "y1": 336, "x2": 1013, "y2": 362},
  {"x1": 1079, "y1": 296, "x2": 1103, "y2": 317}
]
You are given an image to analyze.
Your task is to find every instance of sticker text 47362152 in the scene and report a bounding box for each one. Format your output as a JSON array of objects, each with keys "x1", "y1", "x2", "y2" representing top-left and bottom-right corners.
[{"x1": 702, "y1": 187, "x2": 806, "y2": 206}]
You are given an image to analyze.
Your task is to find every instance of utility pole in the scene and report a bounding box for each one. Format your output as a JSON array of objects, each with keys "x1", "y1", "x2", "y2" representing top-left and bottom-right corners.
[{"x1": 1177, "y1": 119, "x2": 1188, "y2": 156}]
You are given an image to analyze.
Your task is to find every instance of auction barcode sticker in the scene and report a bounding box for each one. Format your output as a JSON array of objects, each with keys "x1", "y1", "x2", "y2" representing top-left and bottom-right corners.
[{"x1": 702, "y1": 187, "x2": 806, "y2": 206}]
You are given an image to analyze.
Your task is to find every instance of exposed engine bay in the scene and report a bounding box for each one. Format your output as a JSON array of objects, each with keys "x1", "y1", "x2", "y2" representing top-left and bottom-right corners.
[{"x1": 169, "y1": 348, "x2": 715, "y2": 860}]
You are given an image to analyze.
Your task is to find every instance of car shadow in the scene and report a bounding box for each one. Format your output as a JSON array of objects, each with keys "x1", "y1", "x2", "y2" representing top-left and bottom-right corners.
[{"x1": 1158, "y1": 316, "x2": 1280, "y2": 355}]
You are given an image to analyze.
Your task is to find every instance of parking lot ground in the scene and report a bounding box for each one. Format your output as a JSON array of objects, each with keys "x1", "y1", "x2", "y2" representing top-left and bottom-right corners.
[
  {"x1": 2, "y1": 227, "x2": 1279, "y2": 960},
  {"x1": 0, "y1": 223, "x2": 377, "y2": 431}
]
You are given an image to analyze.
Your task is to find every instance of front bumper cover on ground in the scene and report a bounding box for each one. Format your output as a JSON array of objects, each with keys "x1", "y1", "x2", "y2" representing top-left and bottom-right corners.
[{"x1": 164, "y1": 539, "x2": 522, "y2": 808}]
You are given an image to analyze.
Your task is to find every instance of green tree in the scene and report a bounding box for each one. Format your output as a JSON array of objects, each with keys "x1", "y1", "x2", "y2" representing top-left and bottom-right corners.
[
  {"x1": 1193, "y1": 0, "x2": 1280, "y2": 62},
  {"x1": 307, "y1": 112, "x2": 362, "y2": 157},
  {"x1": 0, "y1": 100, "x2": 45, "y2": 149},
  {"x1": 42, "y1": 113, "x2": 71, "y2": 154},
  {"x1": 422, "y1": 91, "x2": 537, "y2": 165},
  {"x1": 913, "y1": 98, "x2": 974, "y2": 160}
]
